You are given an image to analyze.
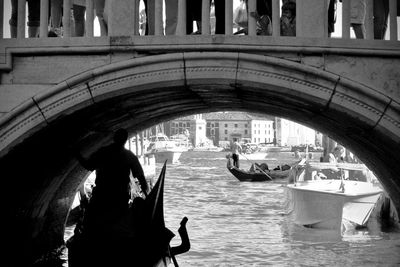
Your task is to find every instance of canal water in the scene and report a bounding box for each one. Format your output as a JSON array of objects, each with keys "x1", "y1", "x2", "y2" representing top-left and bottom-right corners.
[{"x1": 64, "y1": 151, "x2": 400, "y2": 266}]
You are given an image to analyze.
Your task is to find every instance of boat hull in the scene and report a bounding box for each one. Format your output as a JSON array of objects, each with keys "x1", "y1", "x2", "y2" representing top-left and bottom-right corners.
[
  {"x1": 227, "y1": 160, "x2": 291, "y2": 182},
  {"x1": 285, "y1": 180, "x2": 383, "y2": 229},
  {"x1": 148, "y1": 150, "x2": 182, "y2": 164}
]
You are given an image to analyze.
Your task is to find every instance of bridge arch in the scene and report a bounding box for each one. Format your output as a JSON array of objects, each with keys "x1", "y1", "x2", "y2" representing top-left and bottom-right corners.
[{"x1": 1, "y1": 52, "x2": 399, "y2": 264}]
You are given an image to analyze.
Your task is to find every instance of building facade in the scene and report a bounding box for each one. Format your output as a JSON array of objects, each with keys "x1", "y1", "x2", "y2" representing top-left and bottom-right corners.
[{"x1": 166, "y1": 112, "x2": 276, "y2": 147}]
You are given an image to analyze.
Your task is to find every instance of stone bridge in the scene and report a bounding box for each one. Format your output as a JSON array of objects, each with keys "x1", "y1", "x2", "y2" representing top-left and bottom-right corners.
[{"x1": 0, "y1": 0, "x2": 399, "y2": 265}]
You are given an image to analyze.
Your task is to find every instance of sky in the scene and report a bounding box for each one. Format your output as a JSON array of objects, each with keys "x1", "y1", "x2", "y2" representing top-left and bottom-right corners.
[{"x1": 1, "y1": 1, "x2": 399, "y2": 39}]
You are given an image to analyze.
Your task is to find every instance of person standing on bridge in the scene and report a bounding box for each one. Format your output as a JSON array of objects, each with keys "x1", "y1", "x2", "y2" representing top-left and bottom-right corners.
[{"x1": 75, "y1": 128, "x2": 149, "y2": 232}]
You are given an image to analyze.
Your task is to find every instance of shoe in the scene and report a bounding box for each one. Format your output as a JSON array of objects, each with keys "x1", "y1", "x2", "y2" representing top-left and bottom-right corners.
[{"x1": 48, "y1": 27, "x2": 62, "y2": 37}]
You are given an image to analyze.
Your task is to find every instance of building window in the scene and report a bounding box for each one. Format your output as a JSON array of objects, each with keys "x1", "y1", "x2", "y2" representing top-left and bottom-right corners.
[
  {"x1": 254, "y1": 130, "x2": 256, "y2": 134},
  {"x1": 244, "y1": 130, "x2": 248, "y2": 134},
  {"x1": 235, "y1": 124, "x2": 238, "y2": 128},
  {"x1": 225, "y1": 137, "x2": 228, "y2": 141},
  {"x1": 211, "y1": 129, "x2": 215, "y2": 135},
  {"x1": 225, "y1": 130, "x2": 228, "y2": 134},
  {"x1": 225, "y1": 124, "x2": 228, "y2": 127},
  {"x1": 245, "y1": 124, "x2": 248, "y2": 128}
]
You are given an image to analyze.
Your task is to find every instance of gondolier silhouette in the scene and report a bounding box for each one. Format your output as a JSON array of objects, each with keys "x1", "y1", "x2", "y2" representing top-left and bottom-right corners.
[
  {"x1": 75, "y1": 128, "x2": 149, "y2": 232},
  {"x1": 231, "y1": 140, "x2": 243, "y2": 168}
]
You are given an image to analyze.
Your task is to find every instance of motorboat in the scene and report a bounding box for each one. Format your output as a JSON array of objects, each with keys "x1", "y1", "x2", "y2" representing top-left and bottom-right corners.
[
  {"x1": 146, "y1": 133, "x2": 184, "y2": 164},
  {"x1": 285, "y1": 160, "x2": 383, "y2": 230}
]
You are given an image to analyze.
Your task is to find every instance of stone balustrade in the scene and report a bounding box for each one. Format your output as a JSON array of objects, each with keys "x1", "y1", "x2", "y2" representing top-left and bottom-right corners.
[{"x1": 0, "y1": 0, "x2": 398, "y2": 40}]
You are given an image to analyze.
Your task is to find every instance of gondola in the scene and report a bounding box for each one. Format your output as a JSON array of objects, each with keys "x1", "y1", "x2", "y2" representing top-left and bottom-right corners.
[
  {"x1": 226, "y1": 158, "x2": 294, "y2": 182},
  {"x1": 67, "y1": 161, "x2": 190, "y2": 267}
]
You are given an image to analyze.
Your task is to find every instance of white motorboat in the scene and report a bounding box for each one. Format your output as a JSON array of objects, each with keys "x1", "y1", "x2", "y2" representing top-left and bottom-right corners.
[
  {"x1": 285, "y1": 160, "x2": 383, "y2": 230},
  {"x1": 145, "y1": 133, "x2": 184, "y2": 164}
]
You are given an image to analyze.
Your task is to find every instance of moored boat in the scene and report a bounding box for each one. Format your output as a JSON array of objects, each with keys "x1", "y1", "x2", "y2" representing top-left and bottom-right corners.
[
  {"x1": 285, "y1": 160, "x2": 383, "y2": 230},
  {"x1": 145, "y1": 133, "x2": 184, "y2": 164},
  {"x1": 226, "y1": 158, "x2": 294, "y2": 182}
]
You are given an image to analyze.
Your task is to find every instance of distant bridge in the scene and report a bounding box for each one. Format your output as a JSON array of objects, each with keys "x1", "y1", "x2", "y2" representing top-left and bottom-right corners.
[{"x1": 0, "y1": 0, "x2": 399, "y2": 265}]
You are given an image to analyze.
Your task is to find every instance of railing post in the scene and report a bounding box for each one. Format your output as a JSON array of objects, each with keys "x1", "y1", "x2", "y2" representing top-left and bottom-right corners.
[
  {"x1": 365, "y1": 0, "x2": 374, "y2": 40},
  {"x1": 342, "y1": 0, "x2": 351, "y2": 39},
  {"x1": 134, "y1": 0, "x2": 140, "y2": 35},
  {"x1": 176, "y1": 0, "x2": 187, "y2": 35},
  {"x1": 296, "y1": 0, "x2": 329, "y2": 38},
  {"x1": 248, "y1": 0, "x2": 256, "y2": 36},
  {"x1": 389, "y1": 0, "x2": 398, "y2": 41},
  {"x1": 272, "y1": 0, "x2": 280, "y2": 37},
  {"x1": 225, "y1": 0, "x2": 233, "y2": 35},
  {"x1": 155, "y1": 0, "x2": 163, "y2": 35},
  {"x1": 108, "y1": 0, "x2": 136, "y2": 36},
  {"x1": 0, "y1": 0, "x2": 3, "y2": 38},
  {"x1": 63, "y1": 0, "x2": 71, "y2": 37},
  {"x1": 17, "y1": 0, "x2": 26, "y2": 38},
  {"x1": 202, "y1": 0, "x2": 210, "y2": 35},
  {"x1": 85, "y1": 0, "x2": 94, "y2": 37},
  {"x1": 40, "y1": 0, "x2": 49, "y2": 38}
]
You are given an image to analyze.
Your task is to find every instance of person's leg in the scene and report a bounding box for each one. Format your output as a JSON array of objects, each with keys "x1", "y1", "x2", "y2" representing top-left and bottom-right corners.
[
  {"x1": 373, "y1": 0, "x2": 389, "y2": 39},
  {"x1": 186, "y1": 0, "x2": 194, "y2": 34},
  {"x1": 94, "y1": 0, "x2": 107, "y2": 36},
  {"x1": 145, "y1": 0, "x2": 155, "y2": 35},
  {"x1": 27, "y1": 0, "x2": 40, "y2": 37},
  {"x1": 214, "y1": 0, "x2": 225, "y2": 34},
  {"x1": 350, "y1": 0, "x2": 366, "y2": 39},
  {"x1": 352, "y1": 23, "x2": 365, "y2": 39},
  {"x1": 328, "y1": 0, "x2": 336, "y2": 37},
  {"x1": 50, "y1": 0, "x2": 63, "y2": 36},
  {"x1": 9, "y1": 0, "x2": 18, "y2": 38},
  {"x1": 73, "y1": 4, "x2": 85, "y2": 36},
  {"x1": 165, "y1": 0, "x2": 178, "y2": 35}
]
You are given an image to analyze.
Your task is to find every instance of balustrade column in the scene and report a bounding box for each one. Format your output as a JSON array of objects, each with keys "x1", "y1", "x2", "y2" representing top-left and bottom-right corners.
[
  {"x1": 225, "y1": 0, "x2": 233, "y2": 35},
  {"x1": 155, "y1": 0, "x2": 163, "y2": 35},
  {"x1": 247, "y1": 0, "x2": 256, "y2": 36},
  {"x1": 134, "y1": 0, "x2": 140, "y2": 35},
  {"x1": 342, "y1": 0, "x2": 351, "y2": 39},
  {"x1": 176, "y1": 0, "x2": 187, "y2": 35},
  {"x1": 296, "y1": 0, "x2": 329, "y2": 38},
  {"x1": 389, "y1": 0, "x2": 398, "y2": 41},
  {"x1": 365, "y1": 0, "x2": 374, "y2": 40},
  {"x1": 107, "y1": 0, "x2": 136, "y2": 36},
  {"x1": 0, "y1": 0, "x2": 3, "y2": 38},
  {"x1": 17, "y1": 0, "x2": 25, "y2": 38},
  {"x1": 85, "y1": 0, "x2": 94, "y2": 37},
  {"x1": 63, "y1": 0, "x2": 71, "y2": 37},
  {"x1": 202, "y1": 0, "x2": 210, "y2": 35},
  {"x1": 39, "y1": 0, "x2": 49, "y2": 38},
  {"x1": 272, "y1": 0, "x2": 280, "y2": 37}
]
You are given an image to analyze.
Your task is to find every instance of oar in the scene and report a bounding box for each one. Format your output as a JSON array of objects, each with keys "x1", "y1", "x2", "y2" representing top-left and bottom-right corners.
[{"x1": 240, "y1": 153, "x2": 273, "y2": 180}]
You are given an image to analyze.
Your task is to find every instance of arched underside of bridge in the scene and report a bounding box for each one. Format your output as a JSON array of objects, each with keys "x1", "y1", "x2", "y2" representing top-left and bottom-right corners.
[{"x1": 1, "y1": 52, "x2": 399, "y2": 264}]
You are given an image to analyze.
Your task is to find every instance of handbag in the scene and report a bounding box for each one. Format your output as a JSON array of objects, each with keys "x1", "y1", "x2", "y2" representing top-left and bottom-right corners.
[{"x1": 234, "y1": 1, "x2": 248, "y2": 28}]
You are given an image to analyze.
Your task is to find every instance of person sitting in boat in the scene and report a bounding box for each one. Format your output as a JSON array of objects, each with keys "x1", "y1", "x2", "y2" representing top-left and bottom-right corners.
[
  {"x1": 249, "y1": 162, "x2": 269, "y2": 173},
  {"x1": 321, "y1": 145, "x2": 345, "y2": 179}
]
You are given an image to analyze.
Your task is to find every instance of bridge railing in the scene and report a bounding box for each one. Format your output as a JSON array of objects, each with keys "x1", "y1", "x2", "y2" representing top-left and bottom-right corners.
[{"x1": 0, "y1": 0, "x2": 398, "y2": 40}]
